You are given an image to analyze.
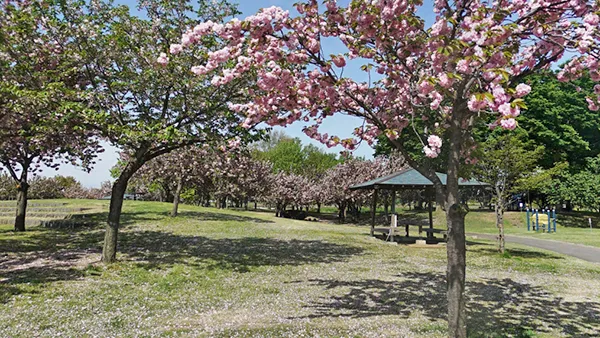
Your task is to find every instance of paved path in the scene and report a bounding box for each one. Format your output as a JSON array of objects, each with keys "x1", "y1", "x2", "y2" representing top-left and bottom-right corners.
[{"x1": 467, "y1": 233, "x2": 600, "y2": 264}]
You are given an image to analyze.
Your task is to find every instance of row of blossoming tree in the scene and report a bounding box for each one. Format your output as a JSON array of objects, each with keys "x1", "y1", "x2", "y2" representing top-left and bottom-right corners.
[{"x1": 122, "y1": 142, "x2": 406, "y2": 221}]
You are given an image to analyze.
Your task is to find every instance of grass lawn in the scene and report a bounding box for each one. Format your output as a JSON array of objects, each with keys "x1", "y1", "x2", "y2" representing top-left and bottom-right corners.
[
  {"x1": 1, "y1": 200, "x2": 600, "y2": 337},
  {"x1": 315, "y1": 204, "x2": 600, "y2": 248},
  {"x1": 461, "y1": 209, "x2": 600, "y2": 248}
]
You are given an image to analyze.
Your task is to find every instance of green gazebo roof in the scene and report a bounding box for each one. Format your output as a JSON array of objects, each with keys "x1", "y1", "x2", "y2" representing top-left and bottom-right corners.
[{"x1": 349, "y1": 167, "x2": 487, "y2": 190}]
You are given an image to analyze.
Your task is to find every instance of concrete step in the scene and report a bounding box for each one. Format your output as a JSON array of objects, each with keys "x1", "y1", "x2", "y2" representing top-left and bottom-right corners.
[
  {"x1": 0, "y1": 207, "x2": 83, "y2": 213},
  {"x1": 0, "y1": 201, "x2": 67, "y2": 207},
  {"x1": 0, "y1": 212, "x2": 71, "y2": 218}
]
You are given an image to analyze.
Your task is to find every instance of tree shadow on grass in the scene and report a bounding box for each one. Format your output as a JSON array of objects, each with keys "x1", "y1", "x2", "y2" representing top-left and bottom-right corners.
[
  {"x1": 42, "y1": 210, "x2": 159, "y2": 229},
  {"x1": 0, "y1": 266, "x2": 85, "y2": 303},
  {"x1": 0, "y1": 225, "x2": 363, "y2": 302},
  {"x1": 295, "y1": 271, "x2": 600, "y2": 337},
  {"x1": 167, "y1": 211, "x2": 274, "y2": 224},
  {"x1": 0, "y1": 239, "x2": 94, "y2": 304},
  {"x1": 470, "y1": 247, "x2": 565, "y2": 260},
  {"x1": 120, "y1": 230, "x2": 362, "y2": 272},
  {"x1": 0, "y1": 225, "x2": 102, "y2": 304},
  {"x1": 558, "y1": 212, "x2": 600, "y2": 229},
  {"x1": 41, "y1": 209, "x2": 275, "y2": 230}
]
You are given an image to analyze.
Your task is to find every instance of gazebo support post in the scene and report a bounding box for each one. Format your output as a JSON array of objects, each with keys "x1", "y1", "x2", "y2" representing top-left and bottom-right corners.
[
  {"x1": 428, "y1": 187, "x2": 434, "y2": 240},
  {"x1": 371, "y1": 189, "x2": 378, "y2": 236}
]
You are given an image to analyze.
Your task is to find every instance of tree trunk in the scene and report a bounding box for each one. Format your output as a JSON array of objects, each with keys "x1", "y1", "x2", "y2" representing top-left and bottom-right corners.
[
  {"x1": 102, "y1": 163, "x2": 138, "y2": 263},
  {"x1": 171, "y1": 176, "x2": 183, "y2": 217},
  {"x1": 14, "y1": 178, "x2": 29, "y2": 232},
  {"x1": 495, "y1": 195, "x2": 505, "y2": 253},
  {"x1": 384, "y1": 197, "x2": 389, "y2": 217},
  {"x1": 162, "y1": 183, "x2": 174, "y2": 203},
  {"x1": 338, "y1": 202, "x2": 347, "y2": 221},
  {"x1": 445, "y1": 112, "x2": 468, "y2": 338},
  {"x1": 205, "y1": 193, "x2": 211, "y2": 207},
  {"x1": 317, "y1": 202, "x2": 321, "y2": 214},
  {"x1": 102, "y1": 175, "x2": 129, "y2": 263},
  {"x1": 446, "y1": 204, "x2": 467, "y2": 337}
]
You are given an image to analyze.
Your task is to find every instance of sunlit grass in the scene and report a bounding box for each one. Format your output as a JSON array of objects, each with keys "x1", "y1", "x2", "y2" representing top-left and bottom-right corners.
[{"x1": 0, "y1": 200, "x2": 599, "y2": 337}]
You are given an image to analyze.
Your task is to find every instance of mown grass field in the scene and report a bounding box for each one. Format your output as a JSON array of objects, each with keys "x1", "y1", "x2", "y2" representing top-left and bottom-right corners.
[
  {"x1": 463, "y1": 209, "x2": 600, "y2": 248},
  {"x1": 317, "y1": 204, "x2": 600, "y2": 248},
  {"x1": 1, "y1": 200, "x2": 599, "y2": 337}
]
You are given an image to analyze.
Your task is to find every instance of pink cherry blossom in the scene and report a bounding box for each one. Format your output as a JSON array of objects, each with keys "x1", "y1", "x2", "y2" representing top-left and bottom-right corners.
[
  {"x1": 157, "y1": 53, "x2": 168, "y2": 66},
  {"x1": 498, "y1": 103, "x2": 512, "y2": 116},
  {"x1": 423, "y1": 146, "x2": 439, "y2": 158},
  {"x1": 332, "y1": 55, "x2": 346, "y2": 68},
  {"x1": 428, "y1": 135, "x2": 443, "y2": 149},
  {"x1": 500, "y1": 118, "x2": 517, "y2": 130},
  {"x1": 586, "y1": 97, "x2": 599, "y2": 111},
  {"x1": 515, "y1": 83, "x2": 531, "y2": 97},
  {"x1": 584, "y1": 13, "x2": 599, "y2": 26},
  {"x1": 170, "y1": 44, "x2": 183, "y2": 55}
]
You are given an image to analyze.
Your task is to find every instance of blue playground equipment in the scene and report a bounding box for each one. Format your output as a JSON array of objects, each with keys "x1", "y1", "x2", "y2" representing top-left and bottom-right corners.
[{"x1": 526, "y1": 208, "x2": 557, "y2": 233}]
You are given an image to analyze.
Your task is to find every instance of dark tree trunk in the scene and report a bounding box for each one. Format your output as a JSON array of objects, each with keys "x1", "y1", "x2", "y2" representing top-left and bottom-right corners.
[
  {"x1": 445, "y1": 113, "x2": 467, "y2": 338},
  {"x1": 14, "y1": 178, "x2": 29, "y2": 232},
  {"x1": 102, "y1": 176, "x2": 128, "y2": 263},
  {"x1": 495, "y1": 195, "x2": 505, "y2": 253},
  {"x1": 254, "y1": 201, "x2": 257, "y2": 210},
  {"x1": 384, "y1": 197, "x2": 389, "y2": 217},
  {"x1": 338, "y1": 202, "x2": 347, "y2": 221},
  {"x1": 204, "y1": 192, "x2": 211, "y2": 207},
  {"x1": 102, "y1": 162, "x2": 138, "y2": 263},
  {"x1": 162, "y1": 183, "x2": 174, "y2": 203},
  {"x1": 445, "y1": 203, "x2": 467, "y2": 337},
  {"x1": 317, "y1": 202, "x2": 321, "y2": 214},
  {"x1": 171, "y1": 176, "x2": 183, "y2": 217}
]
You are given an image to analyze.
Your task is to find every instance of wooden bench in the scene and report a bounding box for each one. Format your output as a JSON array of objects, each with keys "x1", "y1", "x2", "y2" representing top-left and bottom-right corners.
[{"x1": 423, "y1": 228, "x2": 448, "y2": 239}]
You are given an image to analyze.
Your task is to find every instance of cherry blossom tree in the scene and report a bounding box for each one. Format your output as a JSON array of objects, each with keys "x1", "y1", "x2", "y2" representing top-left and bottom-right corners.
[
  {"x1": 60, "y1": 0, "x2": 262, "y2": 262},
  {"x1": 321, "y1": 158, "x2": 375, "y2": 220},
  {"x1": 264, "y1": 172, "x2": 309, "y2": 217},
  {"x1": 178, "y1": 1, "x2": 600, "y2": 334},
  {"x1": 0, "y1": 0, "x2": 101, "y2": 231},
  {"x1": 131, "y1": 146, "x2": 213, "y2": 216},
  {"x1": 211, "y1": 152, "x2": 273, "y2": 209},
  {"x1": 306, "y1": 178, "x2": 327, "y2": 213},
  {"x1": 320, "y1": 154, "x2": 404, "y2": 220}
]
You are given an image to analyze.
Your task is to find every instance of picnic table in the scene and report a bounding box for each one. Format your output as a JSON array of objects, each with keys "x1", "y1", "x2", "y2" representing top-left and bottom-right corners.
[{"x1": 372, "y1": 214, "x2": 447, "y2": 242}]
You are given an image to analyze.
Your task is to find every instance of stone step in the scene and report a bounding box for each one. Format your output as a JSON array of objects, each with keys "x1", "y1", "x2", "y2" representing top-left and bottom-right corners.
[
  {"x1": 0, "y1": 212, "x2": 72, "y2": 218},
  {"x1": 0, "y1": 201, "x2": 67, "y2": 207},
  {"x1": 0, "y1": 217, "x2": 50, "y2": 226},
  {"x1": 0, "y1": 207, "x2": 84, "y2": 213}
]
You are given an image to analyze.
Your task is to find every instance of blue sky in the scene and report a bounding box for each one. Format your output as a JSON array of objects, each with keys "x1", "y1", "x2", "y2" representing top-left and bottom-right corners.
[{"x1": 34, "y1": 0, "x2": 436, "y2": 187}]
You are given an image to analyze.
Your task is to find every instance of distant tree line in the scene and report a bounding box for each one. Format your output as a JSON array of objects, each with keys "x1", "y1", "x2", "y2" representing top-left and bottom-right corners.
[
  {"x1": 113, "y1": 132, "x2": 411, "y2": 221},
  {"x1": 0, "y1": 174, "x2": 111, "y2": 201}
]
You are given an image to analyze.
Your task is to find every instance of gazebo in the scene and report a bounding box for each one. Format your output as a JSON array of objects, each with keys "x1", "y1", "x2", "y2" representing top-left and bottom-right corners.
[{"x1": 349, "y1": 167, "x2": 487, "y2": 241}]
